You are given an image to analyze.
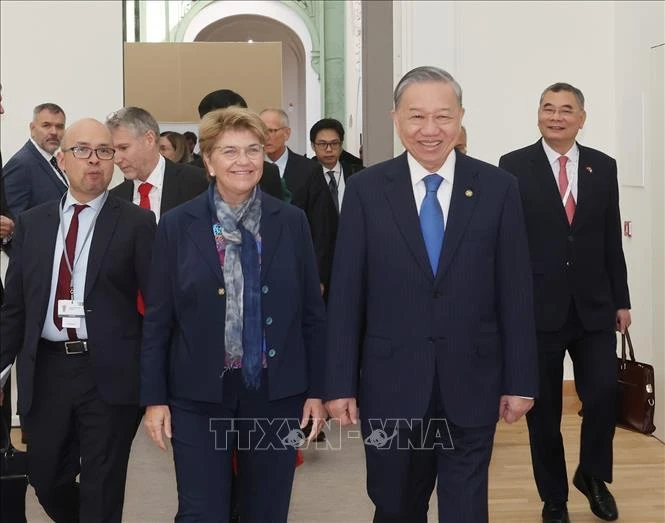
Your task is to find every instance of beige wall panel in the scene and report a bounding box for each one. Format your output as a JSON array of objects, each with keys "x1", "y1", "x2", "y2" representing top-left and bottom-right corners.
[{"x1": 124, "y1": 42, "x2": 282, "y2": 122}]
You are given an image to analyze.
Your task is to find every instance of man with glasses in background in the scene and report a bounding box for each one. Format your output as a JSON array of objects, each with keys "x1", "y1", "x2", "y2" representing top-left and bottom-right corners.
[
  {"x1": 0, "y1": 118, "x2": 155, "y2": 522},
  {"x1": 310, "y1": 118, "x2": 363, "y2": 215}
]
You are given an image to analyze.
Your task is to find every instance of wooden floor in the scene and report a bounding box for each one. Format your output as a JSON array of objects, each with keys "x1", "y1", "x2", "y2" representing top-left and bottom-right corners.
[{"x1": 14, "y1": 413, "x2": 665, "y2": 522}]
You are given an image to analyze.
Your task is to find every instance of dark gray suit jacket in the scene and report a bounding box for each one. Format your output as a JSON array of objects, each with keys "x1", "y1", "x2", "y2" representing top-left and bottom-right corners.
[
  {"x1": 110, "y1": 158, "x2": 210, "y2": 216},
  {"x1": 2, "y1": 140, "x2": 67, "y2": 217}
]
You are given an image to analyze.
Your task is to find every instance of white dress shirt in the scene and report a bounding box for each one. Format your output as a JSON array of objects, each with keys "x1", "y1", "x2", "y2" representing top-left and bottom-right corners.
[
  {"x1": 324, "y1": 161, "x2": 347, "y2": 207},
  {"x1": 268, "y1": 148, "x2": 289, "y2": 178},
  {"x1": 31, "y1": 137, "x2": 68, "y2": 186},
  {"x1": 408, "y1": 150, "x2": 456, "y2": 225},
  {"x1": 541, "y1": 139, "x2": 579, "y2": 201},
  {"x1": 132, "y1": 155, "x2": 165, "y2": 223},
  {"x1": 41, "y1": 191, "x2": 107, "y2": 341}
]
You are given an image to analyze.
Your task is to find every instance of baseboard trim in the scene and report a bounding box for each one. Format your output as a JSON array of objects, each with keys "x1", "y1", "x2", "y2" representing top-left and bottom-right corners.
[{"x1": 562, "y1": 379, "x2": 582, "y2": 414}]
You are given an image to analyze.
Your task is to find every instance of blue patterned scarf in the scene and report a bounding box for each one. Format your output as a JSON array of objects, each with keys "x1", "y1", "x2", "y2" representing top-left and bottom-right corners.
[{"x1": 208, "y1": 184, "x2": 263, "y2": 389}]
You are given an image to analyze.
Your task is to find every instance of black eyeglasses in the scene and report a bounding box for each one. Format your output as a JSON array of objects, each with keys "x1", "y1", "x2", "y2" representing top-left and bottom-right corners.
[
  {"x1": 64, "y1": 146, "x2": 116, "y2": 160},
  {"x1": 314, "y1": 140, "x2": 341, "y2": 151}
]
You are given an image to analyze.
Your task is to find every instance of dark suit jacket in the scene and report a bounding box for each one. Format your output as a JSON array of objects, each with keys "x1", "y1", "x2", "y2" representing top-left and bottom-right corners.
[
  {"x1": 0, "y1": 196, "x2": 156, "y2": 415},
  {"x1": 140, "y1": 189, "x2": 326, "y2": 406},
  {"x1": 110, "y1": 158, "x2": 209, "y2": 215},
  {"x1": 2, "y1": 140, "x2": 67, "y2": 217},
  {"x1": 190, "y1": 156, "x2": 288, "y2": 201},
  {"x1": 324, "y1": 152, "x2": 538, "y2": 428},
  {"x1": 283, "y1": 149, "x2": 337, "y2": 286},
  {"x1": 499, "y1": 140, "x2": 630, "y2": 332}
]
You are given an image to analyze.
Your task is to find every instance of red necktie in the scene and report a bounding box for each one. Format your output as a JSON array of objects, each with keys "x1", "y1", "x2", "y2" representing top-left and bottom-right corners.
[
  {"x1": 558, "y1": 156, "x2": 575, "y2": 224},
  {"x1": 138, "y1": 182, "x2": 152, "y2": 210},
  {"x1": 54, "y1": 204, "x2": 88, "y2": 339},
  {"x1": 136, "y1": 182, "x2": 152, "y2": 315}
]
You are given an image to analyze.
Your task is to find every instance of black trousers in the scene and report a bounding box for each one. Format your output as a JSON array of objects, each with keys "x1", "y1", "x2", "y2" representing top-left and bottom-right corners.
[
  {"x1": 23, "y1": 345, "x2": 139, "y2": 523},
  {"x1": 526, "y1": 304, "x2": 617, "y2": 503},
  {"x1": 362, "y1": 374, "x2": 496, "y2": 523}
]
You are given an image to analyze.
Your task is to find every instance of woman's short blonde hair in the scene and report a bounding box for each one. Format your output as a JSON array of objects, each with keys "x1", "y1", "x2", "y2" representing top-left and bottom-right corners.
[{"x1": 199, "y1": 107, "x2": 268, "y2": 157}]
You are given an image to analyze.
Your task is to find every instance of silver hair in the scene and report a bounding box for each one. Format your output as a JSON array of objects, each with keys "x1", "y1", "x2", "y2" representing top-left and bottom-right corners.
[
  {"x1": 393, "y1": 66, "x2": 463, "y2": 108},
  {"x1": 33, "y1": 103, "x2": 65, "y2": 121},
  {"x1": 539, "y1": 82, "x2": 585, "y2": 110},
  {"x1": 105, "y1": 106, "x2": 160, "y2": 137},
  {"x1": 260, "y1": 107, "x2": 290, "y2": 128}
]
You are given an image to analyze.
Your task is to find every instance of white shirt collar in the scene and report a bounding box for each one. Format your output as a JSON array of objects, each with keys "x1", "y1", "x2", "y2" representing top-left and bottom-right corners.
[
  {"x1": 269, "y1": 147, "x2": 289, "y2": 177},
  {"x1": 407, "y1": 150, "x2": 456, "y2": 189},
  {"x1": 62, "y1": 190, "x2": 107, "y2": 213},
  {"x1": 30, "y1": 137, "x2": 56, "y2": 162},
  {"x1": 541, "y1": 138, "x2": 579, "y2": 167},
  {"x1": 133, "y1": 154, "x2": 165, "y2": 190},
  {"x1": 323, "y1": 161, "x2": 341, "y2": 175}
]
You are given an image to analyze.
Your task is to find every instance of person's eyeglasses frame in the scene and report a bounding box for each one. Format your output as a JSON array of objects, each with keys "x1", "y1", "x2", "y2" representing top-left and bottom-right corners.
[
  {"x1": 64, "y1": 146, "x2": 116, "y2": 161},
  {"x1": 213, "y1": 144, "x2": 265, "y2": 162},
  {"x1": 314, "y1": 140, "x2": 342, "y2": 151}
]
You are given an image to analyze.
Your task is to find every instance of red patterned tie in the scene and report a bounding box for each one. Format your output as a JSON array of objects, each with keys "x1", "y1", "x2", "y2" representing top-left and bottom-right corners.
[
  {"x1": 136, "y1": 182, "x2": 152, "y2": 315},
  {"x1": 558, "y1": 156, "x2": 575, "y2": 224},
  {"x1": 54, "y1": 204, "x2": 88, "y2": 339},
  {"x1": 138, "y1": 182, "x2": 152, "y2": 210}
]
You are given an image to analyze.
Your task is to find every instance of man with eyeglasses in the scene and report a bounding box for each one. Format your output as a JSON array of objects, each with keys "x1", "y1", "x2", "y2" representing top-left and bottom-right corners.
[
  {"x1": 261, "y1": 108, "x2": 336, "y2": 299},
  {"x1": 106, "y1": 107, "x2": 209, "y2": 224},
  {"x1": 499, "y1": 83, "x2": 630, "y2": 523},
  {"x1": 310, "y1": 118, "x2": 364, "y2": 216},
  {"x1": 2, "y1": 102, "x2": 68, "y2": 219},
  {"x1": 0, "y1": 118, "x2": 156, "y2": 522}
]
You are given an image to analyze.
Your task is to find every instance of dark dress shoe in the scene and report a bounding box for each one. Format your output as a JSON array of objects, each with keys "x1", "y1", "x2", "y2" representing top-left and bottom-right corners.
[
  {"x1": 542, "y1": 501, "x2": 570, "y2": 523},
  {"x1": 573, "y1": 467, "x2": 618, "y2": 521}
]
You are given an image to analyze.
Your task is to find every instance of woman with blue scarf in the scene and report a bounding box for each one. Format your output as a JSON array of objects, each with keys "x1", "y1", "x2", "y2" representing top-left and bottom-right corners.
[{"x1": 140, "y1": 107, "x2": 327, "y2": 522}]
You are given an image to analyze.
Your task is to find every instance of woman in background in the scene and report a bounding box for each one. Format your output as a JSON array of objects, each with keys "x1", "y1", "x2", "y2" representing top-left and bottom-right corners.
[{"x1": 159, "y1": 131, "x2": 191, "y2": 163}]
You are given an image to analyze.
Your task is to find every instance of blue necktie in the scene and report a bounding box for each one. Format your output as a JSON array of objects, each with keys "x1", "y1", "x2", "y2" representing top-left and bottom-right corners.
[{"x1": 420, "y1": 174, "x2": 444, "y2": 274}]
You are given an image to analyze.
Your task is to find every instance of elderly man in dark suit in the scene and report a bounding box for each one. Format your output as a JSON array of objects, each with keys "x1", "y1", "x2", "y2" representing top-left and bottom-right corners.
[
  {"x1": 2, "y1": 102, "x2": 68, "y2": 218},
  {"x1": 260, "y1": 108, "x2": 336, "y2": 296},
  {"x1": 0, "y1": 118, "x2": 155, "y2": 522},
  {"x1": 106, "y1": 107, "x2": 209, "y2": 221},
  {"x1": 324, "y1": 66, "x2": 538, "y2": 523},
  {"x1": 499, "y1": 83, "x2": 631, "y2": 523}
]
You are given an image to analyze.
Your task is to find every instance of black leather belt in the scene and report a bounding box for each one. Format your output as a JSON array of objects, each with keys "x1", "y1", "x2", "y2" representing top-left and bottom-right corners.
[{"x1": 39, "y1": 339, "x2": 89, "y2": 355}]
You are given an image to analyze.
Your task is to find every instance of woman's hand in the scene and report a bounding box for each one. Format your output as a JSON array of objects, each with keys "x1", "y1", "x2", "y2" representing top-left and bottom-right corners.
[
  {"x1": 144, "y1": 405, "x2": 172, "y2": 450},
  {"x1": 300, "y1": 398, "x2": 327, "y2": 443}
]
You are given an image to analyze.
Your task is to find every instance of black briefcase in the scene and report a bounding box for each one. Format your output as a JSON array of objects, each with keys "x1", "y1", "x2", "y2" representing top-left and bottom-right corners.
[{"x1": 0, "y1": 415, "x2": 28, "y2": 523}]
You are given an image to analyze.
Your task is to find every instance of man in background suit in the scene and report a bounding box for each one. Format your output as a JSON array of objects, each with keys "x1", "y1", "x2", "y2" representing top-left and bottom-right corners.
[
  {"x1": 193, "y1": 89, "x2": 288, "y2": 201},
  {"x1": 260, "y1": 108, "x2": 336, "y2": 295},
  {"x1": 0, "y1": 118, "x2": 156, "y2": 522},
  {"x1": 324, "y1": 66, "x2": 538, "y2": 523},
  {"x1": 499, "y1": 83, "x2": 631, "y2": 523},
  {"x1": 106, "y1": 107, "x2": 209, "y2": 222},
  {"x1": 2, "y1": 102, "x2": 68, "y2": 218}
]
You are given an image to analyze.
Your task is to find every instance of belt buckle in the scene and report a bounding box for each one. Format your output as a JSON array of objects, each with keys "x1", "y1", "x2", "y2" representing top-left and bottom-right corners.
[{"x1": 64, "y1": 341, "x2": 87, "y2": 355}]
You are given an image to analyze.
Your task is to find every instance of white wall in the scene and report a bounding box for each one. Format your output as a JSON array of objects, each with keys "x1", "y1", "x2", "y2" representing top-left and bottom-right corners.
[
  {"x1": 1, "y1": 1, "x2": 125, "y2": 422},
  {"x1": 1, "y1": 1, "x2": 125, "y2": 187},
  {"x1": 393, "y1": 1, "x2": 664, "y2": 393}
]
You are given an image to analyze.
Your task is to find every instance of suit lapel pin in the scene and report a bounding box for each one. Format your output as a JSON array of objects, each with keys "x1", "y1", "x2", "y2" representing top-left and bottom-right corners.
[
  {"x1": 585, "y1": 166, "x2": 593, "y2": 174},
  {"x1": 465, "y1": 189, "x2": 473, "y2": 198}
]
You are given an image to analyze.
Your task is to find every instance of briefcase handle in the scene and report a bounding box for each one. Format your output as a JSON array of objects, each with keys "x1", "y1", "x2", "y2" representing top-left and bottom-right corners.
[{"x1": 620, "y1": 328, "x2": 636, "y2": 366}]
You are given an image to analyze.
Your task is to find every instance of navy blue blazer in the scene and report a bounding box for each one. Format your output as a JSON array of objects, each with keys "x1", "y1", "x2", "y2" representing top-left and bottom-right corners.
[
  {"x1": 324, "y1": 152, "x2": 539, "y2": 428},
  {"x1": 0, "y1": 196, "x2": 156, "y2": 414},
  {"x1": 140, "y1": 189, "x2": 326, "y2": 406},
  {"x1": 2, "y1": 140, "x2": 67, "y2": 217}
]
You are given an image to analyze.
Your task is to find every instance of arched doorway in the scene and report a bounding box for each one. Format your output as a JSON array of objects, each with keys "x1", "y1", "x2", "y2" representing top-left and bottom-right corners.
[{"x1": 195, "y1": 15, "x2": 308, "y2": 154}]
